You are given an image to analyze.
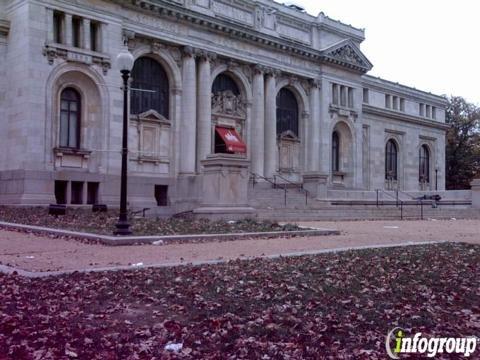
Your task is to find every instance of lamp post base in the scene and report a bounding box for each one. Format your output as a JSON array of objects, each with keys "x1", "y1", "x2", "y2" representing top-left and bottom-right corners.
[{"x1": 114, "y1": 220, "x2": 132, "y2": 236}]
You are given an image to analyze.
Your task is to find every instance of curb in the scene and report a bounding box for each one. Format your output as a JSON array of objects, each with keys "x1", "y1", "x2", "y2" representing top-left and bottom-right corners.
[
  {"x1": 0, "y1": 240, "x2": 449, "y2": 278},
  {"x1": 0, "y1": 221, "x2": 340, "y2": 246}
]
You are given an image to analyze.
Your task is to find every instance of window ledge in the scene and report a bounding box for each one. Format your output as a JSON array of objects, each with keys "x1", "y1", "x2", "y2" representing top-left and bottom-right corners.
[
  {"x1": 43, "y1": 43, "x2": 111, "y2": 74},
  {"x1": 54, "y1": 147, "x2": 91, "y2": 157}
]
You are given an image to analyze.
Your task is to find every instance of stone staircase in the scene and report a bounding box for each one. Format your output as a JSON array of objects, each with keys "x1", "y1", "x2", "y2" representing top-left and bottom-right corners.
[{"x1": 248, "y1": 181, "x2": 480, "y2": 221}]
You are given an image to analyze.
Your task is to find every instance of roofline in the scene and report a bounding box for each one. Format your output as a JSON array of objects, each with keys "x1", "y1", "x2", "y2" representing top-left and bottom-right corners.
[{"x1": 363, "y1": 75, "x2": 447, "y2": 105}]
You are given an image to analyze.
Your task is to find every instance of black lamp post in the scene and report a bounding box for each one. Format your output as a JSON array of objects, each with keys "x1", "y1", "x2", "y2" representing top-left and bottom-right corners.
[
  {"x1": 435, "y1": 167, "x2": 439, "y2": 191},
  {"x1": 114, "y1": 48, "x2": 134, "y2": 236}
]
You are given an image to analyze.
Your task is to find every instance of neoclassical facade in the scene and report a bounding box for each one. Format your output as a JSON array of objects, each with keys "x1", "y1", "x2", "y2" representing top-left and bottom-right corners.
[{"x1": 0, "y1": 0, "x2": 448, "y2": 211}]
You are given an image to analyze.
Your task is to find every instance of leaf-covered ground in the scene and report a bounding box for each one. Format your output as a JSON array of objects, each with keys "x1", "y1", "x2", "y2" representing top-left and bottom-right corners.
[
  {"x1": 1, "y1": 243, "x2": 479, "y2": 359},
  {"x1": 0, "y1": 207, "x2": 300, "y2": 236}
]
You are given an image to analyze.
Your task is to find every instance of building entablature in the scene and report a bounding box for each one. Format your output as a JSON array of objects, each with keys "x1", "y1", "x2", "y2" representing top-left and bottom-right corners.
[
  {"x1": 362, "y1": 75, "x2": 447, "y2": 107},
  {"x1": 117, "y1": 0, "x2": 372, "y2": 74},
  {"x1": 362, "y1": 104, "x2": 450, "y2": 131}
]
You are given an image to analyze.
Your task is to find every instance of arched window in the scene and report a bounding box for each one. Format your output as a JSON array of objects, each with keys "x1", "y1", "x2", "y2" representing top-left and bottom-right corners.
[
  {"x1": 276, "y1": 88, "x2": 299, "y2": 136},
  {"x1": 332, "y1": 131, "x2": 340, "y2": 172},
  {"x1": 131, "y1": 57, "x2": 169, "y2": 117},
  {"x1": 419, "y1": 145, "x2": 430, "y2": 183},
  {"x1": 212, "y1": 74, "x2": 240, "y2": 95},
  {"x1": 385, "y1": 140, "x2": 398, "y2": 180},
  {"x1": 60, "y1": 88, "x2": 81, "y2": 148}
]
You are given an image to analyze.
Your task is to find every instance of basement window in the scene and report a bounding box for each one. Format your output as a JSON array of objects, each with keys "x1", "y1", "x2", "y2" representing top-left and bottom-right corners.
[
  {"x1": 55, "y1": 180, "x2": 68, "y2": 205},
  {"x1": 155, "y1": 185, "x2": 168, "y2": 206},
  {"x1": 71, "y1": 181, "x2": 83, "y2": 205}
]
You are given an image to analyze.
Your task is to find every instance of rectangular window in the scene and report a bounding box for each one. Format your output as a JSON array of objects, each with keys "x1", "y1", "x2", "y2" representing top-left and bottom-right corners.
[
  {"x1": 432, "y1": 106, "x2": 436, "y2": 119},
  {"x1": 72, "y1": 17, "x2": 82, "y2": 48},
  {"x1": 87, "y1": 182, "x2": 99, "y2": 205},
  {"x1": 363, "y1": 88, "x2": 369, "y2": 104},
  {"x1": 419, "y1": 103, "x2": 425, "y2": 117},
  {"x1": 71, "y1": 181, "x2": 83, "y2": 205},
  {"x1": 348, "y1": 88, "x2": 354, "y2": 108},
  {"x1": 426, "y1": 105, "x2": 431, "y2": 118},
  {"x1": 155, "y1": 185, "x2": 168, "y2": 206},
  {"x1": 340, "y1": 86, "x2": 347, "y2": 107},
  {"x1": 53, "y1": 12, "x2": 64, "y2": 44},
  {"x1": 385, "y1": 94, "x2": 391, "y2": 108},
  {"x1": 400, "y1": 98, "x2": 405, "y2": 112},
  {"x1": 90, "y1": 22, "x2": 99, "y2": 52},
  {"x1": 55, "y1": 180, "x2": 68, "y2": 205},
  {"x1": 332, "y1": 84, "x2": 339, "y2": 105}
]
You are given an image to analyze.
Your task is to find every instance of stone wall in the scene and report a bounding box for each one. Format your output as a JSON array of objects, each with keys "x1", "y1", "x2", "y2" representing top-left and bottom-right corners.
[{"x1": 0, "y1": 0, "x2": 449, "y2": 209}]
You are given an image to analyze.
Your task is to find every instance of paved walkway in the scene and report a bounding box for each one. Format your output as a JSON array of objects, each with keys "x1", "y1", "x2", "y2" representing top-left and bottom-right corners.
[{"x1": 0, "y1": 219, "x2": 479, "y2": 274}]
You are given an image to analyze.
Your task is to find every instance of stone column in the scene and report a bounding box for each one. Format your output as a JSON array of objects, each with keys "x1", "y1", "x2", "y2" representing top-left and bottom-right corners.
[
  {"x1": 264, "y1": 70, "x2": 277, "y2": 178},
  {"x1": 180, "y1": 46, "x2": 197, "y2": 175},
  {"x1": 308, "y1": 80, "x2": 321, "y2": 171},
  {"x1": 65, "y1": 14, "x2": 73, "y2": 47},
  {"x1": 196, "y1": 52, "x2": 214, "y2": 171},
  {"x1": 46, "y1": 8, "x2": 54, "y2": 43},
  {"x1": 83, "y1": 18, "x2": 91, "y2": 50},
  {"x1": 251, "y1": 65, "x2": 265, "y2": 176}
]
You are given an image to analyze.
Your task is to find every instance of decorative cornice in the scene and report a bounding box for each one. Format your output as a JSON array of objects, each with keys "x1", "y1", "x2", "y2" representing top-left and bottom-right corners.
[
  {"x1": 362, "y1": 75, "x2": 447, "y2": 106},
  {"x1": 120, "y1": 0, "x2": 371, "y2": 74},
  {"x1": 363, "y1": 104, "x2": 450, "y2": 131}
]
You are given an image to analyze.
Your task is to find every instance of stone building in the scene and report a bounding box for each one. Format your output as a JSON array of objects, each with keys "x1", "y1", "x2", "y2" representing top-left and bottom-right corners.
[{"x1": 0, "y1": 0, "x2": 448, "y2": 214}]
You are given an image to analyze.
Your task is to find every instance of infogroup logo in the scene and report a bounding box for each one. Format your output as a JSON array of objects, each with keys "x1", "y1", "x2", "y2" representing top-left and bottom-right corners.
[{"x1": 386, "y1": 327, "x2": 478, "y2": 359}]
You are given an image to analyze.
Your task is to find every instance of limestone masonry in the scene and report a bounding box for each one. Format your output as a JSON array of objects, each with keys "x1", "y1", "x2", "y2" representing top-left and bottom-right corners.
[{"x1": 0, "y1": 0, "x2": 448, "y2": 214}]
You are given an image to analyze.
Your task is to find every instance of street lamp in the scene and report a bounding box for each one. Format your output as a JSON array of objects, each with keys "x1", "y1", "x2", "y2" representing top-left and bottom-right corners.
[
  {"x1": 435, "y1": 166, "x2": 439, "y2": 191},
  {"x1": 114, "y1": 48, "x2": 135, "y2": 236}
]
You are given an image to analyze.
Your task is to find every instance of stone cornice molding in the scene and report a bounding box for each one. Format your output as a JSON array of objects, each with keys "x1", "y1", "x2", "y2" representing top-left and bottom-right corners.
[
  {"x1": 363, "y1": 104, "x2": 451, "y2": 131},
  {"x1": 117, "y1": 0, "x2": 371, "y2": 74},
  {"x1": 362, "y1": 75, "x2": 447, "y2": 106}
]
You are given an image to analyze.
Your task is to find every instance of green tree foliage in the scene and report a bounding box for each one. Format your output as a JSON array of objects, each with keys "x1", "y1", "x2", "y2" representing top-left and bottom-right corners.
[{"x1": 445, "y1": 96, "x2": 480, "y2": 189}]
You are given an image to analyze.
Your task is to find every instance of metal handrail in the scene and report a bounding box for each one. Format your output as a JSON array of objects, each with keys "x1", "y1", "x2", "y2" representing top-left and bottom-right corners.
[
  {"x1": 376, "y1": 189, "x2": 426, "y2": 220},
  {"x1": 251, "y1": 172, "x2": 289, "y2": 206},
  {"x1": 274, "y1": 174, "x2": 309, "y2": 206},
  {"x1": 250, "y1": 172, "x2": 276, "y2": 188}
]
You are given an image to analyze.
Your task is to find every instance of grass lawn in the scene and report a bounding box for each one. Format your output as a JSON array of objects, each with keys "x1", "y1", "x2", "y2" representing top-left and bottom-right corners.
[
  {"x1": 1, "y1": 242, "x2": 479, "y2": 359},
  {"x1": 0, "y1": 207, "x2": 301, "y2": 236}
]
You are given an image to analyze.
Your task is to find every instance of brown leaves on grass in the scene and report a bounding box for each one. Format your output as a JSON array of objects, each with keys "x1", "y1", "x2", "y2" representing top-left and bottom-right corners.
[
  {"x1": 0, "y1": 207, "x2": 300, "y2": 237},
  {"x1": 0, "y1": 243, "x2": 479, "y2": 358}
]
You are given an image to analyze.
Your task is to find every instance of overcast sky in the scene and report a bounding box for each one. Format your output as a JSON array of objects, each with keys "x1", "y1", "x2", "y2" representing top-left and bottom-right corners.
[{"x1": 284, "y1": 1, "x2": 479, "y2": 105}]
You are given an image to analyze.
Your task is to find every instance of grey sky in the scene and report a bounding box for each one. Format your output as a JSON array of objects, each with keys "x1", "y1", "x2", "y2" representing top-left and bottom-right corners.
[{"x1": 283, "y1": 0, "x2": 479, "y2": 105}]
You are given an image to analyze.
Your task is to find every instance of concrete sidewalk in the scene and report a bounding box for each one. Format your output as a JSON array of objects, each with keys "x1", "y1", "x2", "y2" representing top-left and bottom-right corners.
[{"x1": 0, "y1": 219, "x2": 479, "y2": 274}]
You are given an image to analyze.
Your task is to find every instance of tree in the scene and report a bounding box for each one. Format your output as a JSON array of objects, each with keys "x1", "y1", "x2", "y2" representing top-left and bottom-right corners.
[{"x1": 445, "y1": 96, "x2": 480, "y2": 189}]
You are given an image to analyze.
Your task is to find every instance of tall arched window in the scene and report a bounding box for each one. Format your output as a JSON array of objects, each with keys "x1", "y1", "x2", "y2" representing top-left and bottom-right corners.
[
  {"x1": 385, "y1": 140, "x2": 398, "y2": 180},
  {"x1": 212, "y1": 74, "x2": 240, "y2": 95},
  {"x1": 131, "y1": 57, "x2": 169, "y2": 117},
  {"x1": 60, "y1": 88, "x2": 81, "y2": 148},
  {"x1": 419, "y1": 145, "x2": 430, "y2": 183},
  {"x1": 276, "y1": 88, "x2": 299, "y2": 136},
  {"x1": 332, "y1": 131, "x2": 340, "y2": 172}
]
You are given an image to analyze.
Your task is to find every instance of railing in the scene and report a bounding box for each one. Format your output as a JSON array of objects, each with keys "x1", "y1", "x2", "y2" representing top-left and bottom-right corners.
[
  {"x1": 250, "y1": 172, "x2": 288, "y2": 206},
  {"x1": 273, "y1": 174, "x2": 309, "y2": 206},
  {"x1": 376, "y1": 189, "x2": 427, "y2": 220}
]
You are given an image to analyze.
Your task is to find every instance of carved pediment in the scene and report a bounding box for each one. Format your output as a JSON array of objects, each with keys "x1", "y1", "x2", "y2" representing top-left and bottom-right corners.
[
  {"x1": 134, "y1": 109, "x2": 170, "y2": 124},
  {"x1": 212, "y1": 90, "x2": 246, "y2": 118},
  {"x1": 278, "y1": 130, "x2": 300, "y2": 142},
  {"x1": 322, "y1": 39, "x2": 373, "y2": 72}
]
